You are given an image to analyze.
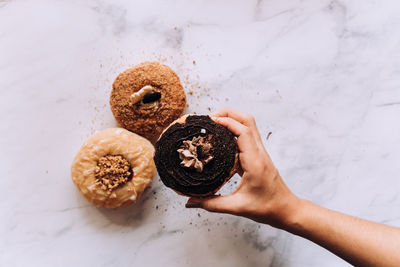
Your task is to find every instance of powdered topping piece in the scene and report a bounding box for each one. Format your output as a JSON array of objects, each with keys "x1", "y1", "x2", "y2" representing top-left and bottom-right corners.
[
  {"x1": 94, "y1": 155, "x2": 132, "y2": 191},
  {"x1": 177, "y1": 135, "x2": 214, "y2": 172}
]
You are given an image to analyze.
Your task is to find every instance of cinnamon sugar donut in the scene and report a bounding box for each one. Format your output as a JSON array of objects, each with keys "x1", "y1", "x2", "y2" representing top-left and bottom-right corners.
[
  {"x1": 110, "y1": 62, "x2": 186, "y2": 140},
  {"x1": 71, "y1": 128, "x2": 156, "y2": 208},
  {"x1": 154, "y1": 115, "x2": 239, "y2": 197}
]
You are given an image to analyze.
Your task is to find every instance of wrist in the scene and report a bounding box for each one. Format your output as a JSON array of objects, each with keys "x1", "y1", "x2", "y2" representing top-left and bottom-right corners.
[
  {"x1": 277, "y1": 197, "x2": 311, "y2": 234},
  {"x1": 268, "y1": 193, "x2": 304, "y2": 229},
  {"x1": 261, "y1": 171, "x2": 304, "y2": 229}
]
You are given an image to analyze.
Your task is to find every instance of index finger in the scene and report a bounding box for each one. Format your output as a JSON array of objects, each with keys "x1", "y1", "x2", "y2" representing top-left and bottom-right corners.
[
  {"x1": 213, "y1": 117, "x2": 258, "y2": 152},
  {"x1": 212, "y1": 108, "x2": 262, "y2": 144},
  {"x1": 212, "y1": 108, "x2": 255, "y2": 127}
]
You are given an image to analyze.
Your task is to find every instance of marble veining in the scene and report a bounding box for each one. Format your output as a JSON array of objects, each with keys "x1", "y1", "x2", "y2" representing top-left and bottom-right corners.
[{"x1": 1, "y1": 0, "x2": 400, "y2": 266}]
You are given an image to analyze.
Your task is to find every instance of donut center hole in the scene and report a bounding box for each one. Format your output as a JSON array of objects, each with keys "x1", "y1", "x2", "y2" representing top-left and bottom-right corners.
[
  {"x1": 142, "y1": 91, "x2": 161, "y2": 104},
  {"x1": 177, "y1": 135, "x2": 214, "y2": 173},
  {"x1": 95, "y1": 155, "x2": 133, "y2": 191},
  {"x1": 130, "y1": 85, "x2": 161, "y2": 106}
]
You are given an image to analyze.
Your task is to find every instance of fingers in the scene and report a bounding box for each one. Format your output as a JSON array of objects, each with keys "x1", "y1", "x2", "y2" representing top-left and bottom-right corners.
[
  {"x1": 212, "y1": 117, "x2": 248, "y2": 137},
  {"x1": 212, "y1": 108, "x2": 256, "y2": 128},
  {"x1": 214, "y1": 116, "x2": 261, "y2": 151},
  {"x1": 185, "y1": 195, "x2": 240, "y2": 214},
  {"x1": 212, "y1": 108, "x2": 263, "y2": 144},
  {"x1": 213, "y1": 117, "x2": 258, "y2": 152}
]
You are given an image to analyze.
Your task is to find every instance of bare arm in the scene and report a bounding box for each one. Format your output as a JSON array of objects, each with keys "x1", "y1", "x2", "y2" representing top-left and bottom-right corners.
[
  {"x1": 186, "y1": 108, "x2": 400, "y2": 267},
  {"x1": 288, "y1": 198, "x2": 400, "y2": 267}
]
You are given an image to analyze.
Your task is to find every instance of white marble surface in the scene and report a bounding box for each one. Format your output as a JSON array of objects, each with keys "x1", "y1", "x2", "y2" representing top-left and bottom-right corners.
[{"x1": 1, "y1": 0, "x2": 400, "y2": 266}]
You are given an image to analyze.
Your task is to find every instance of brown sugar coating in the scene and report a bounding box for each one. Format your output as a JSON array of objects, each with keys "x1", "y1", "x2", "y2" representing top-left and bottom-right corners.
[{"x1": 110, "y1": 62, "x2": 186, "y2": 140}]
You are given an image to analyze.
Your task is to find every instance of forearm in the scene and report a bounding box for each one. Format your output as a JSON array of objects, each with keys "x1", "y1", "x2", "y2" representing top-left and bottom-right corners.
[{"x1": 281, "y1": 198, "x2": 400, "y2": 267}]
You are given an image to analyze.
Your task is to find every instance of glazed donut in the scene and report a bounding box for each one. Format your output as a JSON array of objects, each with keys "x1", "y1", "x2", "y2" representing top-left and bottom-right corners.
[
  {"x1": 71, "y1": 128, "x2": 156, "y2": 208},
  {"x1": 154, "y1": 115, "x2": 239, "y2": 197},
  {"x1": 110, "y1": 62, "x2": 186, "y2": 140}
]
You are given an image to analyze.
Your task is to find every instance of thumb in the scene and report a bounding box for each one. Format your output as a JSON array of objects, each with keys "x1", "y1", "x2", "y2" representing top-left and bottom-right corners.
[{"x1": 185, "y1": 194, "x2": 239, "y2": 214}]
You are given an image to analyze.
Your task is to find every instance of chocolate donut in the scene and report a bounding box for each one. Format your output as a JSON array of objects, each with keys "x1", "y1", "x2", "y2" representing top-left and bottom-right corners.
[
  {"x1": 110, "y1": 62, "x2": 186, "y2": 141},
  {"x1": 154, "y1": 115, "x2": 239, "y2": 196}
]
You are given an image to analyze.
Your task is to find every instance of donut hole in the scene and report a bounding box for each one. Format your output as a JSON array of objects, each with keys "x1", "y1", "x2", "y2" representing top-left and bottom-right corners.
[
  {"x1": 142, "y1": 91, "x2": 161, "y2": 104},
  {"x1": 94, "y1": 155, "x2": 133, "y2": 191}
]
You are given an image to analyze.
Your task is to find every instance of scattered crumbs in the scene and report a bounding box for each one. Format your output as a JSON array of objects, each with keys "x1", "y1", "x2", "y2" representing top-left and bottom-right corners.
[
  {"x1": 207, "y1": 229, "x2": 210, "y2": 232},
  {"x1": 234, "y1": 181, "x2": 237, "y2": 184},
  {"x1": 276, "y1": 89, "x2": 283, "y2": 99},
  {"x1": 207, "y1": 107, "x2": 211, "y2": 111},
  {"x1": 153, "y1": 191, "x2": 156, "y2": 195},
  {"x1": 193, "y1": 60, "x2": 196, "y2": 65},
  {"x1": 164, "y1": 209, "x2": 167, "y2": 212},
  {"x1": 163, "y1": 225, "x2": 166, "y2": 229},
  {"x1": 45, "y1": 170, "x2": 48, "y2": 174},
  {"x1": 266, "y1": 131, "x2": 272, "y2": 140},
  {"x1": 225, "y1": 98, "x2": 229, "y2": 102},
  {"x1": 174, "y1": 26, "x2": 177, "y2": 30},
  {"x1": 156, "y1": 205, "x2": 159, "y2": 210},
  {"x1": 188, "y1": 91, "x2": 194, "y2": 95},
  {"x1": 100, "y1": 63, "x2": 103, "y2": 68},
  {"x1": 197, "y1": 213, "x2": 201, "y2": 217},
  {"x1": 189, "y1": 222, "x2": 192, "y2": 225}
]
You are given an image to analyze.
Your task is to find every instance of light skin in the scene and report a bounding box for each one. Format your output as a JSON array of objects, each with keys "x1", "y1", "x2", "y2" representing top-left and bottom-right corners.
[{"x1": 185, "y1": 108, "x2": 400, "y2": 267}]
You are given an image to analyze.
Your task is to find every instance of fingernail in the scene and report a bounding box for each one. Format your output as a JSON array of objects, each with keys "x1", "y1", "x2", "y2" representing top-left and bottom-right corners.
[{"x1": 185, "y1": 202, "x2": 202, "y2": 208}]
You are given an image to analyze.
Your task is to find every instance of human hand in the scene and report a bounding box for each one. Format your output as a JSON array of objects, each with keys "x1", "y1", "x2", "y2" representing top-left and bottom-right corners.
[
  {"x1": 187, "y1": 109, "x2": 400, "y2": 267},
  {"x1": 186, "y1": 108, "x2": 300, "y2": 228}
]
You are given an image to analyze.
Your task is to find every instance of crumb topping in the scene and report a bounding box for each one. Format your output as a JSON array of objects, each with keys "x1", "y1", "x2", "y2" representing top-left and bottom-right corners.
[
  {"x1": 95, "y1": 155, "x2": 132, "y2": 191},
  {"x1": 110, "y1": 62, "x2": 186, "y2": 139}
]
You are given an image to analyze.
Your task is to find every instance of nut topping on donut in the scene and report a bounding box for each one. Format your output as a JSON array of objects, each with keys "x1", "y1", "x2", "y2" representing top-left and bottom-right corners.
[{"x1": 94, "y1": 155, "x2": 132, "y2": 192}]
